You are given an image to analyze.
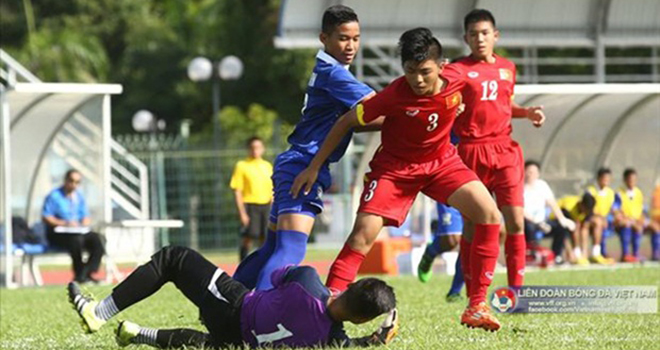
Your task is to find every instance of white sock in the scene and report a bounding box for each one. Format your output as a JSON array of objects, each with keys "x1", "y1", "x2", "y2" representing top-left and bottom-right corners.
[
  {"x1": 573, "y1": 247, "x2": 582, "y2": 258},
  {"x1": 95, "y1": 295, "x2": 119, "y2": 321},
  {"x1": 135, "y1": 327, "x2": 159, "y2": 347},
  {"x1": 592, "y1": 245, "x2": 602, "y2": 257}
]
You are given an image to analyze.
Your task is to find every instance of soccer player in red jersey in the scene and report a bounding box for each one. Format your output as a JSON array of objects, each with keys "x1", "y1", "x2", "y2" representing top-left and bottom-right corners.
[
  {"x1": 446, "y1": 9, "x2": 546, "y2": 292},
  {"x1": 292, "y1": 28, "x2": 503, "y2": 331}
]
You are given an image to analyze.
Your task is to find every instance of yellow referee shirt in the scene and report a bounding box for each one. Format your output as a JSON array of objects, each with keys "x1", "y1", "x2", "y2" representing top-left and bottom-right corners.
[{"x1": 229, "y1": 158, "x2": 273, "y2": 205}]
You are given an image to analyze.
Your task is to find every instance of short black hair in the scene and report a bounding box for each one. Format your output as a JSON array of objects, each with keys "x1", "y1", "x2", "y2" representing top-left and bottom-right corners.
[
  {"x1": 525, "y1": 160, "x2": 541, "y2": 170},
  {"x1": 464, "y1": 9, "x2": 497, "y2": 32},
  {"x1": 597, "y1": 167, "x2": 611, "y2": 179},
  {"x1": 581, "y1": 192, "x2": 596, "y2": 215},
  {"x1": 322, "y1": 5, "x2": 358, "y2": 34},
  {"x1": 343, "y1": 278, "x2": 396, "y2": 320},
  {"x1": 623, "y1": 168, "x2": 637, "y2": 180},
  {"x1": 64, "y1": 169, "x2": 80, "y2": 180},
  {"x1": 247, "y1": 136, "x2": 263, "y2": 147},
  {"x1": 398, "y1": 27, "x2": 443, "y2": 66}
]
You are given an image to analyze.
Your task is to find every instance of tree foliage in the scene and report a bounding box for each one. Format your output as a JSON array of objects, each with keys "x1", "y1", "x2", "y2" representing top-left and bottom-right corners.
[{"x1": 1, "y1": 0, "x2": 313, "y2": 139}]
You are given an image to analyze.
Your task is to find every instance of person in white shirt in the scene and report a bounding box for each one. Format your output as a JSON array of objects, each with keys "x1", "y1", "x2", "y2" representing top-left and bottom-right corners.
[{"x1": 523, "y1": 161, "x2": 575, "y2": 263}]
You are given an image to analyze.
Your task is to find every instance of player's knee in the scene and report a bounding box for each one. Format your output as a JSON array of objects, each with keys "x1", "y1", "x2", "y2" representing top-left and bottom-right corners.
[
  {"x1": 479, "y1": 205, "x2": 501, "y2": 225},
  {"x1": 447, "y1": 234, "x2": 461, "y2": 248},
  {"x1": 507, "y1": 220, "x2": 525, "y2": 235}
]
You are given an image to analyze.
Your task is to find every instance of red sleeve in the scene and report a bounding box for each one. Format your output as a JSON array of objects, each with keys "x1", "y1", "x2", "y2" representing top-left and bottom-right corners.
[
  {"x1": 442, "y1": 63, "x2": 466, "y2": 91},
  {"x1": 356, "y1": 85, "x2": 393, "y2": 125}
]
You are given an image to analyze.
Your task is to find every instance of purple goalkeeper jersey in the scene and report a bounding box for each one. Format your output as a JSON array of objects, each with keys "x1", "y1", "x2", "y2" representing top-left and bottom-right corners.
[{"x1": 239, "y1": 266, "x2": 349, "y2": 348}]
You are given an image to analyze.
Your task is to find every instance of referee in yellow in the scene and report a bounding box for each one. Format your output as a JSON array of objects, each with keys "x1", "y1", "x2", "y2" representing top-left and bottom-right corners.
[{"x1": 230, "y1": 137, "x2": 273, "y2": 261}]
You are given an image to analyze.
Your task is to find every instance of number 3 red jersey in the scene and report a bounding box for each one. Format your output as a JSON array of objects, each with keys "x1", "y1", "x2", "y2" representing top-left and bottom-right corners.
[
  {"x1": 447, "y1": 55, "x2": 517, "y2": 141},
  {"x1": 356, "y1": 74, "x2": 463, "y2": 163}
]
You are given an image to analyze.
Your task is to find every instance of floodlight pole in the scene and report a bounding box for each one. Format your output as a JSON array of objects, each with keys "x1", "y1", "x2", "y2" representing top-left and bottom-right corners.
[{"x1": 212, "y1": 79, "x2": 221, "y2": 154}]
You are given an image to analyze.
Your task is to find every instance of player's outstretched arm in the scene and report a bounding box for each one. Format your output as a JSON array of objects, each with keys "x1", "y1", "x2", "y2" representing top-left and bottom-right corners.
[
  {"x1": 337, "y1": 309, "x2": 399, "y2": 347},
  {"x1": 290, "y1": 109, "x2": 360, "y2": 198},
  {"x1": 512, "y1": 103, "x2": 545, "y2": 127}
]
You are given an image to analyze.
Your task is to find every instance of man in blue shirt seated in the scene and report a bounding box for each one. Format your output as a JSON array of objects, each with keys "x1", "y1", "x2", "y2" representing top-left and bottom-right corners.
[{"x1": 42, "y1": 169, "x2": 105, "y2": 283}]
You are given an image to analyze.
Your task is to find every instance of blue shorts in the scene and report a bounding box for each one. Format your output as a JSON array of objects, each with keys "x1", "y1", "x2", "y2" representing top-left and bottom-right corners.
[
  {"x1": 269, "y1": 149, "x2": 332, "y2": 223},
  {"x1": 435, "y1": 203, "x2": 463, "y2": 236}
]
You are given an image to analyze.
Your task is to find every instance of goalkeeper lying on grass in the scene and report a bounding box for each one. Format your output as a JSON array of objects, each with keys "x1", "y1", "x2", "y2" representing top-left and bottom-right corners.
[{"x1": 67, "y1": 246, "x2": 398, "y2": 349}]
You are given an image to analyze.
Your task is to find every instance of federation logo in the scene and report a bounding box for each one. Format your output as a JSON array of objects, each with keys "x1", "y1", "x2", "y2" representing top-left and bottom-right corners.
[
  {"x1": 467, "y1": 71, "x2": 479, "y2": 78},
  {"x1": 445, "y1": 92, "x2": 462, "y2": 109},
  {"x1": 499, "y1": 68, "x2": 513, "y2": 82},
  {"x1": 405, "y1": 109, "x2": 420, "y2": 117},
  {"x1": 490, "y1": 287, "x2": 518, "y2": 313}
]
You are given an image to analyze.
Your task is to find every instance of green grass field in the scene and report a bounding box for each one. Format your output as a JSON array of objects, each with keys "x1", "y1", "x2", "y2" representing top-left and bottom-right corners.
[{"x1": 1, "y1": 266, "x2": 658, "y2": 350}]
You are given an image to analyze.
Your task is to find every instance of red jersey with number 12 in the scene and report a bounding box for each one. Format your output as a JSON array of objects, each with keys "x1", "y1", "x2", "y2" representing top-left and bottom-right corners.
[
  {"x1": 448, "y1": 55, "x2": 516, "y2": 141},
  {"x1": 356, "y1": 75, "x2": 463, "y2": 163}
]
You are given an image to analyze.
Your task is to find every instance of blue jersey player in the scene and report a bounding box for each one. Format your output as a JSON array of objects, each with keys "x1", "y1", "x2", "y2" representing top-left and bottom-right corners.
[
  {"x1": 233, "y1": 5, "x2": 377, "y2": 291},
  {"x1": 417, "y1": 202, "x2": 466, "y2": 302},
  {"x1": 67, "y1": 246, "x2": 398, "y2": 349}
]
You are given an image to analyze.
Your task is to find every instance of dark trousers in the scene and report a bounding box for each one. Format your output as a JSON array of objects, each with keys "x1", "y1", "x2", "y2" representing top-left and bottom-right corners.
[
  {"x1": 47, "y1": 229, "x2": 105, "y2": 282},
  {"x1": 112, "y1": 246, "x2": 248, "y2": 349},
  {"x1": 240, "y1": 203, "x2": 271, "y2": 260},
  {"x1": 524, "y1": 218, "x2": 569, "y2": 258}
]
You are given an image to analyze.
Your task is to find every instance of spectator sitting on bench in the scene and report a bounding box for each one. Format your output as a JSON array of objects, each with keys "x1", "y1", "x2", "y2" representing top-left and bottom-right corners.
[{"x1": 42, "y1": 169, "x2": 105, "y2": 283}]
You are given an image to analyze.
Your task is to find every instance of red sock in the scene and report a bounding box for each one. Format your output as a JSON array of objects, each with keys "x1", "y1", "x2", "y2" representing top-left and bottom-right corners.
[
  {"x1": 459, "y1": 237, "x2": 472, "y2": 298},
  {"x1": 505, "y1": 233, "x2": 526, "y2": 288},
  {"x1": 326, "y1": 244, "x2": 366, "y2": 293},
  {"x1": 469, "y1": 224, "x2": 500, "y2": 306}
]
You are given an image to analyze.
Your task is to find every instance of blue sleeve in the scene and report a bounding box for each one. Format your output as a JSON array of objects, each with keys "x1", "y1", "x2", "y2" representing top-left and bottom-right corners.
[
  {"x1": 42, "y1": 193, "x2": 57, "y2": 218},
  {"x1": 278, "y1": 266, "x2": 330, "y2": 301},
  {"x1": 325, "y1": 67, "x2": 373, "y2": 109},
  {"x1": 78, "y1": 193, "x2": 90, "y2": 220}
]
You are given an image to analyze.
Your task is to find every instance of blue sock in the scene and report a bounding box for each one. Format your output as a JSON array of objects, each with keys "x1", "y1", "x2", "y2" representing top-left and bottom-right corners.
[
  {"x1": 255, "y1": 230, "x2": 308, "y2": 290},
  {"x1": 233, "y1": 229, "x2": 276, "y2": 289},
  {"x1": 652, "y1": 232, "x2": 660, "y2": 259},
  {"x1": 424, "y1": 236, "x2": 442, "y2": 259},
  {"x1": 448, "y1": 253, "x2": 464, "y2": 296},
  {"x1": 632, "y1": 231, "x2": 642, "y2": 257},
  {"x1": 601, "y1": 235, "x2": 608, "y2": 257},
  {"x1": 619, "y1": 227, "x2": 632, "y2": 257}
]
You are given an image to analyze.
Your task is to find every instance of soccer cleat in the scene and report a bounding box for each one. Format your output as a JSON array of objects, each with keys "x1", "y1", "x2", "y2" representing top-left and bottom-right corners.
[
  {"x1": 445, "y1": 293, "x2": 463, "y2": 303},
  {"x1": 67, "y1": 282, "x2": 105, "y2": 333},
  {"x1": 574, "y1": 257, "x2": 590, "y2": 266},
  {"x1": 417, "y1": 249, "x2": 435, "y2": 283},
  {"x1": 116, "y1": 320, "x2": 140, "y2": 347},
  {"x1": 590, "y1": 255, "x2": 615, "y2": 265},
  {"x1": 622, "y1": 255, "x2": 639, "y2": 263},
  {"x1": 460, "y1": 302, "x2": 501, "y2": 332}
]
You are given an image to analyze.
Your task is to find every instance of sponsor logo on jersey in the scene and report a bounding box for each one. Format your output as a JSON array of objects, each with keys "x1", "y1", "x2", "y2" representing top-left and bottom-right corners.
[
  {"x1": 405, "y1": 109, "x2": 420, "y2": 117},
  {"x1": 467, "y1": 71, "x2": 479, "y2": 78},
  {"x1": 499, "y1": 68, "x2": 513, "y2": 82}
]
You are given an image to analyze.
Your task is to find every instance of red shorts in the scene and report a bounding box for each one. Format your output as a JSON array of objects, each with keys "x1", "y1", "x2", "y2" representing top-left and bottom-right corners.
[
  {"x1": 458, "y1": 137, "x2": 524, "y2": 208},
  {"x1": 358, "y1": 146, "x2": 479, "y2": 227}
]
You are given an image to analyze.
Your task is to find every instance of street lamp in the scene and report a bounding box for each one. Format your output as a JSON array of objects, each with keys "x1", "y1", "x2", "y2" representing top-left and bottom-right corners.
[
  {"x1": 187, "y1": 56, "x2": 243, "y2": 247},
  {"x1": 187, "y1": 55, "x2": 243, "y2": 148},
  {"x1": 132, "y1": 110, "x2": 167, "y2": 244}
]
